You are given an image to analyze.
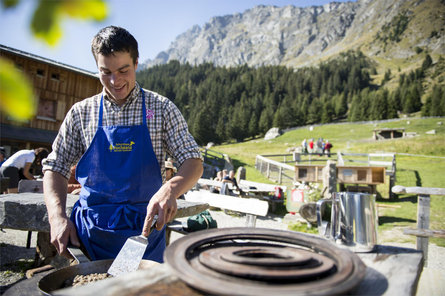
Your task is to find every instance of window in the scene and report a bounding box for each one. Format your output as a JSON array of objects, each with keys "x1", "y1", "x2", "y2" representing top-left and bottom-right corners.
[
  {"x1": 37, "y1": 69, "x2": 45, "y2": 77},
  {"x1": 298, "y1": 168, "x2": 308, "y2": 179},
  {"x1": 51, "y1": 73, "x2": 60, "y2": 81},
  {"x1": 37, "y1": 98, "x2": 56, "y2": 121}
]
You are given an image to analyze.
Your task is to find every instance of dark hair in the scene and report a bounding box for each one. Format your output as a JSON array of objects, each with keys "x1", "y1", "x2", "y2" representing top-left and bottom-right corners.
[
  {"x1": 34, "y1": 148, "x2": 49, "y2": 162},
  {"x1": 91, "y1": 26, "x2": 139, "y2": 64}
]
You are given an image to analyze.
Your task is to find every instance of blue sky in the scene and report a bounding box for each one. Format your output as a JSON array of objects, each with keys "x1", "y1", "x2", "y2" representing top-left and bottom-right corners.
[{"x1": 0, "y1": 0, "x2": 354, "y2": 72}]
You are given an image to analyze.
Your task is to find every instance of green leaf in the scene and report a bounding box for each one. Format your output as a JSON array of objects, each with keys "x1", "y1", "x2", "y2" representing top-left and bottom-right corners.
[
  {"x1": 61, "y1": 0, "x2": 108, "y2": 21},
  {"x1": 30, "y1": 0, "x2": 108, "y2": 46},
  {"x1": 0, "y1": 58, "x2": 36, "y2": 121},
  {"x1": 1, "y1": 0, "x2": 19, "y2": 9},
  {"x1": 30, "y1": 0, "x2": 61, "y2": 46}
]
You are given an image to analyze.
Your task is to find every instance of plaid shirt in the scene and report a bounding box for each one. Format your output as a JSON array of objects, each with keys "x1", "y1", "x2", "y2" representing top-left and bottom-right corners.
[{"x1": 43, "y1": 82, "x2": 201, "y2": 180}]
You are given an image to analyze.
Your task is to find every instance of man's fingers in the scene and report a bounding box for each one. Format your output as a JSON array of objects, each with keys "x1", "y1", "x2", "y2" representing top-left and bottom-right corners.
[
  {"x1": 142, "y1": 214, "x2": 155, "y2": 236},
  {"x1": 155, "y1": 208, "x2": 165, "y2": 231}
]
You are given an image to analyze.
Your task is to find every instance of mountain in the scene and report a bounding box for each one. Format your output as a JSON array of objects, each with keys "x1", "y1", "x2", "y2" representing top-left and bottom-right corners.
[{"x1": 141, "y1": 0, "x2": 444, "y2": 70}]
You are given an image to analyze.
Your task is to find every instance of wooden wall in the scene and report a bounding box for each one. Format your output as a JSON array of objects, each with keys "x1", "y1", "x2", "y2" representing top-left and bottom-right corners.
[{"x1": 0, "y1": 49, "x2": 102, "y2": 132}]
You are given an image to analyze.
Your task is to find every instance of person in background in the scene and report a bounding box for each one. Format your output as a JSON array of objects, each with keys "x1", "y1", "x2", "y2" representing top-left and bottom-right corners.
[
  {"x1": 164, "y1": 158, "x2": 177, "y2": 182},
  {"x1": 42, "y1": 26, "x2": 203, "y2": 262},
  {"x1": 0, "y1": 148, "x2": 49, "y2": 193},
  {"x1": 308, "y1": 139, "x2": 314, "y2": 154},
  {"x1": 325, "y1": 140, "x2": 333, "y2": 158},
  {"x1": 301, "y1": 139, "x2": 308, "y2": 154},
  {"x1": 221, "y1": 169, "x2": 241, "y2": 196},
  {"x1": 0, "y1": 147, "x2": 6, "y2": 166},
  {"x1": 210, "y1": 170, "x2": 223, "y2": 193}
]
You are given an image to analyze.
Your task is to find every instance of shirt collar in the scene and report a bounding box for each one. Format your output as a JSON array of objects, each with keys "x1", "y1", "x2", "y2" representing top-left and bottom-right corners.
[{"x1": 103, "y1": 82, "x2": 141, "y2": 107}]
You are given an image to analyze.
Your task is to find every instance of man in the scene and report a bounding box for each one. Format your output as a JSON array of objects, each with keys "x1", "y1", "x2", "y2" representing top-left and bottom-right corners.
[
  {"x1": 0, "y1": 147, "x2": 48, "y2": 193},
  {"x1": 42, "y1": 26, "x2": 203, "y2": 262},
  {"x1": 221, "y1": 170, "x2": 241, "y2": 196}
]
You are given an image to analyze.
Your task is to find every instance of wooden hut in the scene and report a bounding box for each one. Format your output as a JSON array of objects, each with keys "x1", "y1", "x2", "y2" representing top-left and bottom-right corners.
[{"x1": 0, "y1": 45, "x2": 102, "y2": 156}]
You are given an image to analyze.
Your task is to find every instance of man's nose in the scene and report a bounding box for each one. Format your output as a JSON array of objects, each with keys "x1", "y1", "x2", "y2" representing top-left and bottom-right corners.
[{"x1": 110, "y1": 73, "x2": 120, "y2": 84}]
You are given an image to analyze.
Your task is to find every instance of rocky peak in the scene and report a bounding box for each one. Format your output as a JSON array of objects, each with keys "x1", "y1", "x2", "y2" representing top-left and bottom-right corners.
[{"x1": 142, "y1": 0, "x2": 444, "y2": 69}]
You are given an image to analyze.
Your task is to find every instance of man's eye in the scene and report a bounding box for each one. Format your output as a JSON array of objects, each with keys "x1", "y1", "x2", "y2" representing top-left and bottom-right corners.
[{"x1": 120, "y1": 70, "x2": 128, "y2": 74}]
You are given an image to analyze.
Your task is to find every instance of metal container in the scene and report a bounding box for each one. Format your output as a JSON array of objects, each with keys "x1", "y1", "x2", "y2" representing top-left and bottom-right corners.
[{"x1": 316, "y1": 192, "x2": 378, "y2": 252}]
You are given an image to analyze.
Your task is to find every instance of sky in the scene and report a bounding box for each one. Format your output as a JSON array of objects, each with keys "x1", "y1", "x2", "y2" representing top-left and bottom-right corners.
[{"x1": 0, "y1": 0, "x2": 353, "y2": 73}]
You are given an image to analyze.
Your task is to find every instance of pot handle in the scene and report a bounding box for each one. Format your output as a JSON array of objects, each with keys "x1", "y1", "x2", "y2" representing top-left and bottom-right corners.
[
  {"x1": 316, "y1": 199, "x2": 332, "y2": 238},
  {"x1": 67, "y1": 244, "x2": 90, "y2": 264}
]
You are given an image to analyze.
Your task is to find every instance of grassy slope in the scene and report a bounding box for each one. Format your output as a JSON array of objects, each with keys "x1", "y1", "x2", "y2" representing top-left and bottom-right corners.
[{"x1": 212, "y1": 117, "x2": 445, "y2": 246}]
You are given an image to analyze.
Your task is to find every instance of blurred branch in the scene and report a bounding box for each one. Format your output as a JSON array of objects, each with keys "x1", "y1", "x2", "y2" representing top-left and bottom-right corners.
[{"x1": 0, "y1": 0, "x2": 108, "y2": 121}]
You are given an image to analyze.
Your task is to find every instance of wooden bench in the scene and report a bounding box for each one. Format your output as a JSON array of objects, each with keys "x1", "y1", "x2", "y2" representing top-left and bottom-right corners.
[
  {"x1": 166, "y1": 189, "x2": 269, "y2": 244},
  {"x1": 392, "y1": 185, "x2": 445, "y2": 266}
]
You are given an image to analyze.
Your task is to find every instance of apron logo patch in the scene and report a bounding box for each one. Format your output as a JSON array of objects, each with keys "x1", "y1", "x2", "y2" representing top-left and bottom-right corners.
[{"x1": 109, "y1": 141, "x2": 135, "y2": 152}]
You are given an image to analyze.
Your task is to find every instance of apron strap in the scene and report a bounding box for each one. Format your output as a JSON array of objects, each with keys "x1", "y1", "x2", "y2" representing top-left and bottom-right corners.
[{"x1": 98, "y1": 88, "x2": 146, "y2": 127}]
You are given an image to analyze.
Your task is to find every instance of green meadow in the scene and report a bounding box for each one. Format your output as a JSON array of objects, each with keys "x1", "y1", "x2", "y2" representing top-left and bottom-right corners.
[{"x1": 212, "y1": 117, "x2": 445, "y2": 247}]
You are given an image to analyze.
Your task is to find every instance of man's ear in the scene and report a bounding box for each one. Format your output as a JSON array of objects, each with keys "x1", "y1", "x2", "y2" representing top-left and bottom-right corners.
[{"x1": 135, "y1": 58, "x2": 138, "y2": 71}]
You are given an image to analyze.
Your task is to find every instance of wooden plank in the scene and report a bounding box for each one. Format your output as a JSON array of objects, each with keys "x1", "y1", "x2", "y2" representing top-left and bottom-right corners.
[
  {"x1": 368, "y1": 153, "x2": 395, "y2": 158},
  {"x1": 184, "y1": 190, "x2": 269, "y2": 217},
  {"x1": 355, "y1": 245, "x2": 423, "y2": 296},
  {"x1": 417, "y1": 195, "x2": 430, "y2": 265},
  {"x1": 403, "y1": 228, "x2": 445, "y2": 238},
  {"x1": 392, "y1": 185, "x2": 445, "y2": 196},
  {"x1": 256, "y1": 155, "x2": 295, "y2": 170},
  {"x1": 239, "y1": 179, "x2": 286, "y2": 192},
  {"x1": 368, "y1": 161, "x2": 392, "y2": 167},
  {"x1": 52, "y1": 243, "x2": 423, "y2": 296}
]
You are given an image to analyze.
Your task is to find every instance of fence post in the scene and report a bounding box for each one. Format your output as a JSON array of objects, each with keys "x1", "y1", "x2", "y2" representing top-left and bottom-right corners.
[
  {"x1": 278, "y1": 166, "x2": 282, "y2": 184},
  {"x1": 417, "y1": 194, "x2": 430, "y2": 266},
  {"x1": 266, "y1": 162, "x2": 270, "y2": 178}
]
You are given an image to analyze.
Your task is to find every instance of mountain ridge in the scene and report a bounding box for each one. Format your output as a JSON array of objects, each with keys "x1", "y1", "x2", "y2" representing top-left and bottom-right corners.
[{"x1": 141, "y1": 0, "x2": 444, "y2": 70}]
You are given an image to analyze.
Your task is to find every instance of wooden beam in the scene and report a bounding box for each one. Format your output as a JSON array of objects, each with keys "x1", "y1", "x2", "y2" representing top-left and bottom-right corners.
[
  {"x1": 392, "y1": 185, "x2": 445, "y2": 196},
  {"x1": 184, "y1": 190, "x2": 269, "y2": 217},
  {"x1": 403, "y1": 228, "x2": 445, "y2": 238}
]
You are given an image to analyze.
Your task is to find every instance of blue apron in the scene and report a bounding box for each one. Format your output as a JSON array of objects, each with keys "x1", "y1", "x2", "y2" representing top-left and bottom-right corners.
[{"x1": 71, "y1": 89, "x2": 165, "y2": 262}]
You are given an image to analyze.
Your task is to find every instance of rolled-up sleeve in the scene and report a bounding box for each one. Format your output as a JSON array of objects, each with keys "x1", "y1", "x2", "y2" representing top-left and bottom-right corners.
[
  {"x1": 163, "y1": 100, "x2": 201, "y2": 166},
  {"x1": 42, "y1": 105, "x2": 85, "y2": 179}
]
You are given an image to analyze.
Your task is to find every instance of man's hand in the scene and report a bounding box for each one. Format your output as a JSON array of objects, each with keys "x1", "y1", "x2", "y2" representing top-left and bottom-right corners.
[
  {"x1": 143, "y1": 185, "x2": 177, "y2": 235},
  {"x1": 49, "y1": 216, "x2": 80, "y2": 257},
  {"x1": 43, "y1": 170, "x2": 79, "y2": 257},
  {"x1": 142, "y1": 158, "x2": 203, "y2": 236}
]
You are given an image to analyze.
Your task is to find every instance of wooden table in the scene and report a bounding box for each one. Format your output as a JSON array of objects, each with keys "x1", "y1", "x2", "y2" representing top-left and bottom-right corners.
[{"x1": 3, "y1": 244, "x2": 416, "y2": 296}]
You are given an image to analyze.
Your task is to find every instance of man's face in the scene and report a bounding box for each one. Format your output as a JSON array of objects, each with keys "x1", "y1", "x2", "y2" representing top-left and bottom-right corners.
[{"x1": 97, "y1": 51, "x2": 138, "y2": 104}]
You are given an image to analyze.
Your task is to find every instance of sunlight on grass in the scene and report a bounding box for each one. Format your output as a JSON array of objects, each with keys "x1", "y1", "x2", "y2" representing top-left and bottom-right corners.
[{"x1": 213, "y1": 117, "x2": 445, "y2": 246}]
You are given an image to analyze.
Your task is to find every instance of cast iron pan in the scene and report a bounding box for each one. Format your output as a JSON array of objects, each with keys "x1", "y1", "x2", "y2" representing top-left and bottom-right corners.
[
  {"x1": 38, "y1": 246, "x2": 156, "y2": 296},
  {"x1": 38, "y1": 258, "x2": 114, "y2": 295}
]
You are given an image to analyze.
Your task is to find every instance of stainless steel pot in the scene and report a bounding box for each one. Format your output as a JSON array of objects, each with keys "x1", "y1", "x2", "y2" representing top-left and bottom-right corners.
[{"x1": 316, "y1": 192, "x2": 378, "y2": 252}]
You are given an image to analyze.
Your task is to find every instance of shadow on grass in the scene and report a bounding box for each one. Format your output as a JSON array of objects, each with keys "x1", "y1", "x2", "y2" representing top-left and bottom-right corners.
[
  {"x1": 231, "y1": 158, "x2": 247, "y2": 169},
  {"x1": 392, "y1": 194, "x2": 418, "y2": 203},
  {"x1": 378, "y1": 216, "x2": 416, "y2": 225}
]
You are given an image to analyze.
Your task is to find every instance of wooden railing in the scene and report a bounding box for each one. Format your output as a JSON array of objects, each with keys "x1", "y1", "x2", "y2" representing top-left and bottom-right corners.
[{"x1": 391, "y1": 185, "x2": 445, "y2": 266}]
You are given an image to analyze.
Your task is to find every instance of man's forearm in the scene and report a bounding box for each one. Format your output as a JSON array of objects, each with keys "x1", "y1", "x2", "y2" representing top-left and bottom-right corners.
[
  {"x1": 169, "y1": 158, "x2": 203, "y2": 198},
  {"x1": 43, "y1": 170, "x2": 69, "y2": 221}
]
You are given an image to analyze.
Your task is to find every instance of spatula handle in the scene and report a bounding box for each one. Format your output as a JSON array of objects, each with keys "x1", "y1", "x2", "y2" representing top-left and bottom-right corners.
[{"x1": 147, "y1": 214, "x2": 158, "y2": 236}]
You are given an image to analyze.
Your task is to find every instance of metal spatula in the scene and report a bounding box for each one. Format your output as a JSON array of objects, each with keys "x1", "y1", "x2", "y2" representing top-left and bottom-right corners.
[{"x1": 107, "y1": 215, "x2": 157, "y2": 277}]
